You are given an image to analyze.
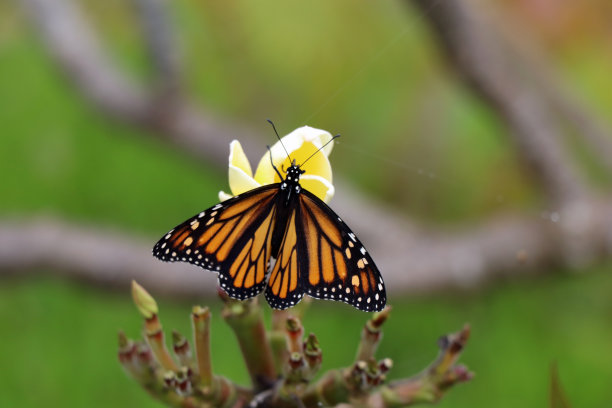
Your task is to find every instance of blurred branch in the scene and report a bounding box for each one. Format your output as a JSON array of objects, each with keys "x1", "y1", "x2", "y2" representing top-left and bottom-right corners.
[
  {"x1": 133, "y1": 0, "x2": 181, "y2": 101},
  {"x1": 409, "y1": 0, "x2": 589, "y2": 205},
  {"x1": 492, "y1": 14, "x2": 612, "y2": 179},
  {"x1": 20, "y1": 0, "x2": 149, "y2": 124},
  {"x1": 19, "y1": 0, "x2": 261, "y2": 168},
  {"x1": 521, "y1": 52, "x2": 612, "y2": 178},
  {"x1": 0, "y1": 217, "x2": 216, "y2": 298},
  {"x1": 545, "y1": 85, "x2": 612, "y2": 178},
  {"x1": 3, "y1": 199, "x2": 612, "y2": 296}
]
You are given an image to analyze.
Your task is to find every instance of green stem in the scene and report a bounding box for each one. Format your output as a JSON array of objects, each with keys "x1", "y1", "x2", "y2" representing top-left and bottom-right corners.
[
  {"x1": 144, "y1": 315, "x2": 178, "y2": 372},
  {"x1": 303, "y1": 333, "x2": 322, "y2": 379},
  {"x1": 301, "y1": 369, "x2": 350, "y2": 408},
  {"x1": 374, "y1": 324, "x2": 473, "y2": 407},
  {"x1": 191, "y1": 306, "x2": 213, "y2": 388},
  {"x1": 270, "y1": 310, "x2": 290, "y2": 373},
  {"x1": 222, "y1": 297, "x2": 277, "y2": 391},
  {"x1": 355, "y1": 306, "x2": 391, "y2": 362},
  {"x1": 285, "y1": 316, "x2": 304, "y2": 354},
  {"x1": 172, "y1": 330, "x2": 194, "y2": 370}
]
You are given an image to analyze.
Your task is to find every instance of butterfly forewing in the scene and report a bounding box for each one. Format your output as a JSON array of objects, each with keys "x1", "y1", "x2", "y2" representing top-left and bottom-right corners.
[
  {"x1": 153, "y1": 184, "x2": 279, "y2": 300},
  {"x1": 297, "y1": 189, "x2": 386, "y2": 312}
]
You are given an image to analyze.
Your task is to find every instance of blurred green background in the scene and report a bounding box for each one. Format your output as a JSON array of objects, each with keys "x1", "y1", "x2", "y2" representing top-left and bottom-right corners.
[{"x1": 1, "y1": 0, "x2": 612, "y2": 406}]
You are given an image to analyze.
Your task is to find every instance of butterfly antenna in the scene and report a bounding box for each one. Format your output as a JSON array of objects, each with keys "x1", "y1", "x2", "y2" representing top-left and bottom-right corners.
[
  {"x1": 267, "y1": 145, "x2": 284, "y2": 181},
  {"x1": 300, "y1": 134, "x2": 340, "y2": 168},
  {"x1": 267, "y1": 119, "x2": 292, "y2": 162}
]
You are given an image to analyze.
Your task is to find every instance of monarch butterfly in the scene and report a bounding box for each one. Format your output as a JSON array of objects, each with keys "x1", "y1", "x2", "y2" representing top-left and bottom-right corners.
[{"x1": 153, "y1": 133, "x2": 386, "y2": 312}]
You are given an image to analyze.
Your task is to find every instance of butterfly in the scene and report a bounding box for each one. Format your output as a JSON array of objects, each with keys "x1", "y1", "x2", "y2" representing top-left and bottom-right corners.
[{"x1": 153, "y1": 137, "x2": 386, "y2": 312}]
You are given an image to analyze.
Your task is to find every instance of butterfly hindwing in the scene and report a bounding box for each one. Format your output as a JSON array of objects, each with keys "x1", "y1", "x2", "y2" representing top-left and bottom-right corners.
[
  {"x1": 297, "y1": 189, "x2": 386, "y2": 312},
  {"x1": 264, "y1": 207, "x2": 305, "y2": 309},
  {"x1": 153, "y1": 184, "x2": 279, "y2": 300}
]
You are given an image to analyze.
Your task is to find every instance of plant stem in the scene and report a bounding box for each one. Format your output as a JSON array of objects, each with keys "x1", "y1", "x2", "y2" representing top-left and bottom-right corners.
[
  {"x1": 356, "y1": 306, "x2": 391, "y2": 362},
  {"x1": 172, "y1": 330, "x2": 194, "y2": 370},
  {"x1": 376, "y1": 324, "x2": 473, "y2": 407},
  {"x1": 270, "y1": 310, "x2": 290, "y2": 373},
  {"x1": 191, "y1": 306, "x2": 213, "y2": 388},
  {"x1": 145, "y1": 314, "x2": 178, "y2": 372},
  {"x1": 222, "y1": 296, "x2": 277, "y2": 391}
]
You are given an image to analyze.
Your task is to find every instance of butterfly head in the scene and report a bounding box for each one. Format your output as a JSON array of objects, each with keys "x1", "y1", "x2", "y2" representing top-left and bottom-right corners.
[{"x1": 287, "y1": 160, "x2": 305, "y2": 178}]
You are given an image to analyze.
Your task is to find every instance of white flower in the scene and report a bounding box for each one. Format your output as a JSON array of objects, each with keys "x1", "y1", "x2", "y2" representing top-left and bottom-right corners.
[{"x1": 219, "y1": 126, "x2": 335, "y2": 202}]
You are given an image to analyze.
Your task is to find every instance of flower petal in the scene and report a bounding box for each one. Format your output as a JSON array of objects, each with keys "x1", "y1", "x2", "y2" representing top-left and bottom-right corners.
[
  {"x1": 300, "y1": 174, "x2": 335, "y2": 203},
  {"x1": 218, "y1": 190, "x2": 234, "y2": 202},
  {"x1": 228, "y1": 140, "x2": 253, "y2": 177},
  {"x1": 278, "y1": 126, "x2": 334, "y2": 155},
  {"x1": 228, "y1": 163, "x2": 261, "y2": 196},
  {"x1": 252, "y1": 148, "x2": 280, "y2": 186},
  {"x1": 227, "y1": 140, "x2": 261, "y2": 196}
]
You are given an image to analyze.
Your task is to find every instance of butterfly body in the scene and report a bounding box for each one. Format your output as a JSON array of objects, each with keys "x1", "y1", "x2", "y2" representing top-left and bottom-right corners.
[
  {"x1": 270, "y1": 164, "x2": 304, "y2": 252},
  {"x1": 153, "y1": 163, "x2": 386, "y2": 312}
]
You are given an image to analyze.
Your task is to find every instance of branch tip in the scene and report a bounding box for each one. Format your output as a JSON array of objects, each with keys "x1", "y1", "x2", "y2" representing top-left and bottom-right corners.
[
  {"x1": 131, "y1": 280, "x2": 158, "y2": 319},
  {"x1": 304, "y1": 333, "x2": 320, "y2": 354},
  {"x1": 118, "y1": 330, "x2": 129, "y2": 349}
]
